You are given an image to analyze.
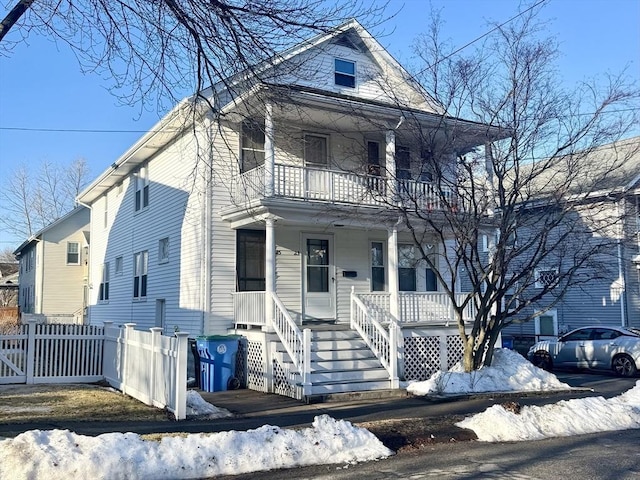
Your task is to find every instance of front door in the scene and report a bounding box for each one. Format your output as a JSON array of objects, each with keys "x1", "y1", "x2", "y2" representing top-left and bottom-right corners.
[{"x1": 303, "y1": 234, "x2": 335, "y2": 321}]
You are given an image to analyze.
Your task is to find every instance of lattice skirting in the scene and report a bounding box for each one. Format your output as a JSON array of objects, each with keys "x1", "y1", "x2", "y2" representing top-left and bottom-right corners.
[
  {"x1": 272, "y1": 358, "x2": 302, "y2": 400},
  {"x1": 245, "y1": 340, "x2": 267, "y2": 392},
  {"x1": 403, "y1": 332, "x2": 465, "y2": 381}
]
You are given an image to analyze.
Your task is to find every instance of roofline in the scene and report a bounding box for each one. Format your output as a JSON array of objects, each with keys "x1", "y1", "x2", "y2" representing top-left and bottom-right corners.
[{"x1": 13, "y1": 205, "x2": 89, "y2": 256}]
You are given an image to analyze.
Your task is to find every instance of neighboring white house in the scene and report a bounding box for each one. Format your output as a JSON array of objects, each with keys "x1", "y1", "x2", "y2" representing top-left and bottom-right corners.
[
  {"x1": 77, "y1": 20, "x2": 504, "y2": 398},
  {"x1": 13, "y1": 206, "x2": 90, "y2": 323}
]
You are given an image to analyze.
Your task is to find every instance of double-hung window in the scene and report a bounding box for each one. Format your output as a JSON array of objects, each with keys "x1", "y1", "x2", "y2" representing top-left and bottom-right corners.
[
  {"x1": 241, "y1": 121, "x2": 265, "y2": 173},
  {"x1": 396, "y1": 146, "x2": 411, "y2": 180},
  {"x1": 398, "y1": 244, "x2": 417, "y2": 291},
  {"x1": 334, "y1": 59, "x2": 356, "y2": 88},
  {"x1": 67, "y1": 242, "x2": 80, "y2": 265},
  {"x1": 371, "y1": 242, "x2": 385, "y2": 291},
  {"x1": 133, "y1": 250, "x2": 148, "y2": 299},
  {"x1": 99, "y1": 263, "x2": 110, "y2": 302},
  {"x1": 134, "y1": 165, "x2": 149, "y2": 212}
]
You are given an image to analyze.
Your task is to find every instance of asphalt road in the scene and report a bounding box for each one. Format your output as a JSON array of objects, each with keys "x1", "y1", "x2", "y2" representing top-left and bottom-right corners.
[{"x1": 217, "y1": 371, "x2": 639, "y2": 480}]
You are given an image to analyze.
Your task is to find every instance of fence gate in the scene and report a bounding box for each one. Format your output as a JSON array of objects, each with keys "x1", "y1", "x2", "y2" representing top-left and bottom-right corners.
[
  {"x1": 0, "y1": 322, "x2": 104, "y2": 385},
  {"x1": 0, "y1": 324, "x2": 27, "y2": 384}
]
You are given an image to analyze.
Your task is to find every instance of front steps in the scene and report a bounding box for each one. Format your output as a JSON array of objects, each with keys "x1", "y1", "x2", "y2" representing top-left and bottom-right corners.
[{"x1": 273, "y1": 326, "x2": 392, "y2": 398}]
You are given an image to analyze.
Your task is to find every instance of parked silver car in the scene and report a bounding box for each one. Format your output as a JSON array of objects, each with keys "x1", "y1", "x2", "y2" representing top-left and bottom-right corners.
[{"x1": 528, "y1": 326, "x2": 640, "y2": 377}]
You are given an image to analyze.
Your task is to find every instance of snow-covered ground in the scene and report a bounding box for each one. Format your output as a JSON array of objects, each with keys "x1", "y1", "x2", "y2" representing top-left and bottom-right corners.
[
  {"x1": 408, "y1": 348, "x2": 640, "y2": 442},
  {"x1": 1, "y1": 348, "x2": 639, "y2": 479}
]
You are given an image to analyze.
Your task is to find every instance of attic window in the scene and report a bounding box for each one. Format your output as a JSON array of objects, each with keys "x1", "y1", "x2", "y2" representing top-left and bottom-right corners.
[{"x1": 335, "y1": 59, "x2": 355, "y2": 88}]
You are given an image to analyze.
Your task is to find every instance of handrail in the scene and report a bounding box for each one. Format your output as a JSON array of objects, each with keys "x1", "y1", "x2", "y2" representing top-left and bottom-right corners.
[
  {"x1": 269, "y1": 292, "x2": 311, "y2": 395},
  {"x1": 350, "y1": 287, "x2": 399, "y2": 388}
]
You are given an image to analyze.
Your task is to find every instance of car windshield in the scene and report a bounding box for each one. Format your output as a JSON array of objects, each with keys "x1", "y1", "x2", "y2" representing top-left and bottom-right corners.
[{"x1": 622, "y1": 327, "x2": 640, "y2": 337}]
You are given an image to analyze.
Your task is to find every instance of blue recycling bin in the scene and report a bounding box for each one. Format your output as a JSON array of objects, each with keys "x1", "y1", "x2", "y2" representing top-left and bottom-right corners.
[{"x1": 196, "y1": 335, "x2": 242, "y2": 392}]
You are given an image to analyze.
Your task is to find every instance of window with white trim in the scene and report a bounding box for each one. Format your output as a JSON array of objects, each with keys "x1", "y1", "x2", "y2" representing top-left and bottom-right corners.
[
  {"x1": 396, "y1": 146, "x2": 411, "y2": 180},
  {"x1": 304, "y1": 134, "x2": 328, "y2": 168},
  {"x1": 370, "y1": 241, "x2": 385, "y2": 291},
  {"x1": 134, "y1": 165, "x2": 149, "y2": 212},
  {"x1": 535, "y1": 268, "x2": 558, "y2": 288},
  {"x1": 158, "y1": 237, "x2": 170, "y2": 264},
  {"x1": 241, "y1": 121, "x2": 265, "y2": 173},
  {"x1": 133, "y1": 250, "x2": 148, "y2": 299},
  {"x1": 334, "y1": 58, "x2": 355, "y2": 88},
  {"x1": 103, "y1": 194, "x2": 108, "y2": 229},
  {"x1": 67, "y1": 242, "x2": 80, "y2": 265},
  {"x1": 115, "y1": 256, "x2": 123, "y2": 275},
  {"x1": 398, "y1": 244, "x2": 417, "y2": 291},
  {"x1": 99, "y1": 263, "x2": 110, "y2": 302}
]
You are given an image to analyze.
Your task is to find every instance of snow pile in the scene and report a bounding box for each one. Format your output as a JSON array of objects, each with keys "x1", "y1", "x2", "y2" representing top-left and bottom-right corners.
[
  {"x1": 0, "y1": 415, "x2": 393, "y2": 480},
  {"x1": 407, "y1": 348, "x2": 571, "y2": 395},
  {"x1": 457, "y1": 380, "x2": 640, "y2": 441},
  {"x1": 186, "y1": 390, "x2": 233, "y2": 418}
]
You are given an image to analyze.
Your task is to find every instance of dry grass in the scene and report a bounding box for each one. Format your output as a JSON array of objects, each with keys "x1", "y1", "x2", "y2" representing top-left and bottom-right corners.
[
  {"x1": 0, "y1": 383, "x2": 169, "y2": 424},
  {"x1": 0, "y1": 311, "x2": 19, "y2": 335}
]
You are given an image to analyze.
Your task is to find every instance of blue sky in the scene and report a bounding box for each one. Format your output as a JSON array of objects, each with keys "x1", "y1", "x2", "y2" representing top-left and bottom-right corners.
[{"x1": 0, "y1": 0, "x2": 639, "y2": 248}]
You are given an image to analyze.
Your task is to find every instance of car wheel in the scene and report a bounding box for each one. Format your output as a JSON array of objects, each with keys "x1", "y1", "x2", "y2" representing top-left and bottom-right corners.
[
  {"x1": 532, "y1": 351, "x2": 553, "y2": 371},
  {"x1": 612, "y1": 354, "x2": 637, "y2": 377}
]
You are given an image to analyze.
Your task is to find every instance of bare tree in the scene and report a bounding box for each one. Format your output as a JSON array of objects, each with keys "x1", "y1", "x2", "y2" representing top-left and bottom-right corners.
[
  {"x1": 1, "y1": 1, "x2": 384, "y2": 112},
  {"x1": 0, "y1": 158, "x2": 91, "y2": 239},
  {"x1": 0, "y1": 247, "x2": 17, "y2": 263},
  {"x1": 363, "y1": 4, "x2": 640, "y2": 372}
]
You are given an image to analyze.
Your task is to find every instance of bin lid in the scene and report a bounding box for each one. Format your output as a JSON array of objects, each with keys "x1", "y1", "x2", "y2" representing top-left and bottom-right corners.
[{"x1": 196, "y1": 335, "x2": 243, "y2": 340}]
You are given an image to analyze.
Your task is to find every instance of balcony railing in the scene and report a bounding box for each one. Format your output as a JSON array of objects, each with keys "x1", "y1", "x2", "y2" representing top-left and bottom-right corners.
[{"x1": 230, "y1": 163, "x2": 457, "y2": 211}]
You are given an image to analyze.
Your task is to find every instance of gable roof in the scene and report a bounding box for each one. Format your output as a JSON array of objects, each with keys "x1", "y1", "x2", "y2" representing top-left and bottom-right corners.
[{"x1": 13, "y1": 205, "x2": 90, "y2": 256}]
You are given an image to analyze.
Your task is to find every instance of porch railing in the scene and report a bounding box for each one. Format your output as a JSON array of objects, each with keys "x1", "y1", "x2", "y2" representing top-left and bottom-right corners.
[
  {"x1": 357, "y1": 292, "x2": 477, "y2": 324},
  {"x1": 350, "y1": 287, "x2": 399, "y2": 388},
  {"x1": 230, "y1": 163, "x2": 456, "y2": 211},
  {"x1": 269, "y1": 292, "x2": 311, "y2": 396}
]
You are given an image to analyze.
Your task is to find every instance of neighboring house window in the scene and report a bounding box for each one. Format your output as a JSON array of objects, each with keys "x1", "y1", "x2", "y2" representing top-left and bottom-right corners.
[
  {"x1": 304, "y1": 134, "x2": 328, "y2": 168},
  {"x1": 334, "y1": 58, "x2": 356, "y2": 88},
  {"x1": 133, "y1": 250, "x2": 148, "y2": 299},
  {"x1": 535, "y1": 268, "x2": 558, "y2": 288},
  {"x1": 396, "y1": 146, "x2": 411, "y2": 180},
  {"x1": 158, "y1": 237, "x2": 170, "y2": 264},
  {"x1": 371, "y1": 241, "x2": 385, "y2": 291},
  {"x1": 236, "y1": 229, "x2": 265, "y2": 291},
  {"x1": 99, "y1": 263, "x2": 110, "y2": 302},
  {"x1": 241, "y1": 121, "x2": 265, "y2": 173},
  {"x1": 502, "y1": 284, "x2": 518, "y2": 313},
  {"x1": 67, "y1": 242, "x2": 80, "y2": 264},
  {"x1": 134, "y1": 164, "x2": 149, "y2": 211},
  {"x1": 115, "y1": 256, "x2": 123, "y2": 275},
  {"x1": 398, "y1": 244, "x2": 417, "y2": 291},
  {"x1": 418, "y1": 149, "x2": 434, "y2": 182}
]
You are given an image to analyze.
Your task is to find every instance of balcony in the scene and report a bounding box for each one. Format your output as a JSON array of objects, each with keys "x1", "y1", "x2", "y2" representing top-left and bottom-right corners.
[{"x1": 229, "y1": 163, "x2": 457, "y2": 212}]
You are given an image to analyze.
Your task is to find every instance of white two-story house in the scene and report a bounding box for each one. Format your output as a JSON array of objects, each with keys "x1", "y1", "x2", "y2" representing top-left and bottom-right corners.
[{"x1": 77, "y1": 20, "x2": 504, "y2": 399}]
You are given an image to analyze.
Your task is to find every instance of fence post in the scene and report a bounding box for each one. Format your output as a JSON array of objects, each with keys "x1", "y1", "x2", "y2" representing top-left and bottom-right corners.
[
  {"x1": 389, "y1": 323, "x2": 399, "y2": 389},
  {"x1": 149, "y1": 327, "x2": 163, "y2": 407},
  {"x1": 173, "y1": 332, "x2": 190, "y2": 421},
  {"x1": 302, "y1": 328, "x2": 312, "y2": 397},
  {"x1": 25, "y1": 319, "x2": 37, "y2": 384},
  {"x1": 122, "y1": 323, "x2": 136, "y2": 396}
]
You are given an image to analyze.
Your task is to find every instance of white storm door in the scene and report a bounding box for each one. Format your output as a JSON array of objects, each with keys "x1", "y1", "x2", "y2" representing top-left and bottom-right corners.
[{"x1": 303, "y1": 234, "x2": 335, "y2": 320}]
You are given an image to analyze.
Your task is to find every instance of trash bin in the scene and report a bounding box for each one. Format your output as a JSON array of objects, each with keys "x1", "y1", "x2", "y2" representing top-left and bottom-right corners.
[
  {"x1": 196, "y1": 335, "x2": 242, "y2": 392},
  {"x1": 501, "y1": 336, "x2": 514, "y2": 349}
]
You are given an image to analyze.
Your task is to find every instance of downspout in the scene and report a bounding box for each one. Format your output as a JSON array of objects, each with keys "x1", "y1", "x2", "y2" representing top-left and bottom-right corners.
[
  {"x1": 616, "y1": 198, "x2": 627, "y2": 326},
  {"x1": 201, "y1": 112, "x2": 215, "y2": 335},
  {"x1": 77, "y1": 200, "x2": 93, "y2": 323}
]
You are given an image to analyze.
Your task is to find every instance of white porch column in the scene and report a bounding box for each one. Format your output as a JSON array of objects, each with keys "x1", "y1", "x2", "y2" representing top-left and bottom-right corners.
[
  {"x1": 388, "y1": 225, "x2": 399, "y2": 320},
  {"x1": 264, "y1": 103, "x2": 275, "y2": 197},
  {"x1": 264, "y1": 217, "x2": 276, "y2": 330},
  {"x1": 385, "y1": 130, "x2": 396, "y2": 203}
]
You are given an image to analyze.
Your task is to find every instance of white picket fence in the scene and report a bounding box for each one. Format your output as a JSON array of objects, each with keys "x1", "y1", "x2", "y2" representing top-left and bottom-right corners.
[{"x1": 0, "y1": 320, "x2": 189, "y2": 420}]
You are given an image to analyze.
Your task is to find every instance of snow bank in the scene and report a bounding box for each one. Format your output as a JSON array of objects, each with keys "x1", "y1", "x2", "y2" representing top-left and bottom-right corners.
[
  {"x1": 457, "y1": 380, "x2": 640, "y2": 441},
  {"x1": 185, "y1": 390, "x2": 233, "y2": 418},
  {"x1": 407, "y1": 348, "x2": 570, "y2": 395},
  {"x1": 0, "y1": 415, "x2": 393, "y2": 480}
]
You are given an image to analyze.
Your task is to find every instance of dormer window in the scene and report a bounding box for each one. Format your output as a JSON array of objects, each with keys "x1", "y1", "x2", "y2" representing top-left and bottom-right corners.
[{"x1": 335, "y1": 59, "x2": 355, "y2": 88}]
